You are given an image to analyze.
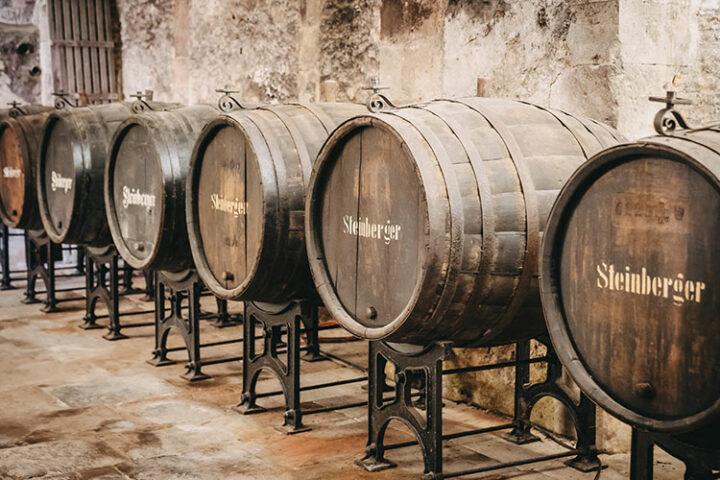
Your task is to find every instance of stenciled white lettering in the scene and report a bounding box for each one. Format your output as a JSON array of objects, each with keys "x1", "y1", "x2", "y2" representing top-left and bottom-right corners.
[
  {"x1": 595, "y1": 262, "x2": 707, "y2": 306},
  {"x1": 51, "y1": 171, "x2": 72, "y2": 193},
  {"x1": 3, "y1": 167, "x2": 21, "y2": 178},
  {"x1": 210, "y1": 194, "x2": 247, "y2": 218},
  {"x1": 122, "y1": 186, "x2": 156, "y2": 210},
  {"x1": 341, "y1": 215, "x2": 402, "y2": 245}
]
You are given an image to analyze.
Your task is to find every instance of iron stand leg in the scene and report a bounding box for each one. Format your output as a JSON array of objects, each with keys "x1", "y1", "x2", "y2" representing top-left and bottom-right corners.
[
  {"x1": 211, "y1": 297, "x2": 242, "y2": 328},
  {"x1": 141, "y1": 269, "x2": 154, "y2": 301},
  {"x1": 147, "y1": 271, "x2": 210, "y2": 382},
  {"x1": 80, "y1": 254, "x2": 103, "y2": 330},
  {"x1": 40, "y1": 242, "x2": 59, "y2": 313},
  {"x1": 21, "y1": 233, "x2": 40, "y2": 304},
  {"x1": 22, "y1": 233, "x2": 59, "y2": 311},
  {"x1": 301, "y1": 306, "x2": 322, "y2": 362},
  {"x1": 503, "y1": 339, "x2": 541, "y2": 444},
  {"x1": 630, "y1": 429, "x2": 654, "y2": 480},
  {"x1": 510, "y1": 338, "x2": 602, "y2": 472},
  {"x1": 237, "y1": 300, "x2": 316, "y2": 434},
  {"x1": 357, "y1": 341, "x2": 451, "y2": 479},
  {"x1": 633, "y1": 430, "x2": 719, "y2": 480},
  {"x1": 80, "y1": 248, "x2": 128, "y2": 340},
  {"x1": 0, "y1": 223, "x2": 15, "y2": 290}
]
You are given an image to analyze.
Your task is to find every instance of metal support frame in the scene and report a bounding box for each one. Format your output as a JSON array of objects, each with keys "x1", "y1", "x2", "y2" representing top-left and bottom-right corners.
[
  {"x1": 631, "y1": 429, "x2": 719, "y2": 480},
  {"x1": 0, "y1": 223, "x2": 26, "y2": 290},
  {"x1": 358, "y1": 338, "x2": 602, "y2": 480},
  {"x1": 147, "y1": 270, "x2": 242, "y2": 381},
  {"x1": 22, "y1": 232, "x2": 84, "y2": 311},
  {"x1": 237, "y1": 300, "x2": 366, "y2": 434},
  {"x1": 80, "y1": 247, "x2": 154, "y2": 340}
]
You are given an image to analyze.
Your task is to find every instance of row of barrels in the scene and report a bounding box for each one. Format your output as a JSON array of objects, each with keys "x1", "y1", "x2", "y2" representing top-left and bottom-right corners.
[{"x1": 0, "y1": 95, "x2": 717, "y2": 459}]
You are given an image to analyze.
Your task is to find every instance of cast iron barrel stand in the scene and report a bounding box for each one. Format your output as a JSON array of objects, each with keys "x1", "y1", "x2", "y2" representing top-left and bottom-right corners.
[
  {"x1": 358, "y1": 338, "x2": 601, "y2": 480},
  {"x1": 238, "y1": 299, "x2": 368, "y2": 434},
  {"x1": 148, "y1": 270, "x2": 242, "y2": 381},
  {"x1": 80, "y1": 246, "x2": 154, "y2": 340}
]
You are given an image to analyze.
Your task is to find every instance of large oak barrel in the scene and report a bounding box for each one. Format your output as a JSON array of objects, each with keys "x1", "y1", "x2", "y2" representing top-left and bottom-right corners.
[
  {"x1": 540, "y1": 129, "x2": 720, "y2": 436},
  {"x1": 105, "y1": 105, "x2": 218, "y2": 273},
  {"x1": 305, "y1": 98, "x2": 623, "y2": 347},
  {"x1": 37, "y1": 103, "x2": 137, "y2": 247},
  {"x1": 186, "y1": 102, "x2": 365, "y2": 302},
  {"x1": 0, "y1": 107, "x2": 53, "y2": 229}
]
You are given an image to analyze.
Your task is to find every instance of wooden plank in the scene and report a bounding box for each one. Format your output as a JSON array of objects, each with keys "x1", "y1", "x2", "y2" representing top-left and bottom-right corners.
[
  {"x1": 85, "y1": 0, "x2": 100, "y2": 95},
  {"x1": 112, "y1": 125, "x2": 163, "y2": 261},
  {"x1": 77, "y1": 0, "x2": 92, "y2": 95},
  {"x1": 61, "y1": 0, "x2": 76, "y2": 93},
  {"x1": 102, "y1": 0, "x2": 116, "y2": 95},
  {"x1": 49, "y1": 0, "x2": 65, "y2": 92},
  {"x1": 196, "y1": 126, "x2": 248, "y2": 290},
  {"x1": 354, "y1": 126, "x2": 423, "y2": 328},
  {"x1": 319, "y1": 130, "x2": 362, "y2": 318}
]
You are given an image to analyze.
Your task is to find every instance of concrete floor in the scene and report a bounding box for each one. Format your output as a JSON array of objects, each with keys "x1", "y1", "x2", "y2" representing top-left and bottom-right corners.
[{"x1": 0, "y1": 247, "x2": 688, "y2": 479}]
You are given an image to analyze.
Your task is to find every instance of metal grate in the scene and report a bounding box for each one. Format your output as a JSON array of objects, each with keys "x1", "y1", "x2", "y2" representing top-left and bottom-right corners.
[{"x1": 48, "y1": 0, "x2": 119, "y2": 105}]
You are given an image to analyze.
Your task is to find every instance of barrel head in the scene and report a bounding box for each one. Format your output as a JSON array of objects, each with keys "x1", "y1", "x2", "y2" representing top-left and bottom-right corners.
[
  {"x1": 42, "y1": 117, "x2": 77, "y2": 240},
  {"x1": 194, "y1": 123, "x2": 263, "y2": 295},
  {"x1": 109, "y1": 124, "x2": 164, "y2": 268},
  {"x1": 548, "y1": 146, "x2": 720, "y2": 431},
  {"x1": 312, "y1": 123, "x2": 427, "y2": 337},
  {"x1": 0, "y1": 124, "x2": 25, "y2": 225}
]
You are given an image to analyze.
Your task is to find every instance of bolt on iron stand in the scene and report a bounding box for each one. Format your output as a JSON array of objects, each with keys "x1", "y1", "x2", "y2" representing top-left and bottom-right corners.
[
  {"x1": 80, "y1": 246, "x2": 154, "y2": 340},
  {"x1": 358, "y1": 338, "x2": 602, "y2": 480},
  {"x1": 147, "y1": 270, "x2": 243, "y2": 381}
]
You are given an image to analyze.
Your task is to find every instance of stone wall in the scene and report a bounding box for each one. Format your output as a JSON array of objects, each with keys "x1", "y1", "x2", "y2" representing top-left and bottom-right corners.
[{"x1": 0, "y1": 0, "x2": 41, "y2": 104}]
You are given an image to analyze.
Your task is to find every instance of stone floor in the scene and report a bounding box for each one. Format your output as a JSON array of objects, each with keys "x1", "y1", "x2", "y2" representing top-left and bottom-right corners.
[{"x1": 0, "y1": 248, "x2": 687, "y2": 479}]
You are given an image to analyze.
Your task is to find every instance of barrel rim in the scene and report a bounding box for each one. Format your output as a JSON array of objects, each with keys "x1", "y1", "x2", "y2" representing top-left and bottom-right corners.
[
  {"x1": 305, "y1": 114, "x2": 434, "y2": 340},
  {"x1": 0, "y1": 119, "x2": 32, "y2": 228},
  {"x1": 105, "y1": 116, "x2": 166, "y2": 270},
  {"x1": 540, "y1": 139, "x2": 720, "y2": 433},
  {"x1": 186, "y1": 114, "x2": 268, "y2": 300},
  {"x1": 37, "y1": 111, "x2": 82, "y2": 244}
]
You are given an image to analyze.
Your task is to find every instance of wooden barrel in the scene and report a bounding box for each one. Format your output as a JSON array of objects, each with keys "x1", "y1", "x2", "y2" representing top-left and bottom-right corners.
[
  {"x1": 187, "y1": 102, "x2": 365, "y2": 302},
  {"x1": 305, "y1": 98, "x2": 623, "y2": 346},
  {"x1": 37, "y1": 103, "x2": 135, "y2": 247},
  {"x1": 105, "y1": 105, "x2": 218, "y2": 273},
  {"x1": 0, "y1": 108, "x2": 53, "y2": 229},
  {"x1": 540, "y1": 128, "x2": 720, "y2": 435}
]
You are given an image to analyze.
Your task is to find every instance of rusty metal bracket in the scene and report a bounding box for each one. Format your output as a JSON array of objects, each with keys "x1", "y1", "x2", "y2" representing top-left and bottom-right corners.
[
  {"x1": 52, "y1": 91, "x2": 76, "y2": 110},
  {"x1": 216, "y1": 88, "x2": 256, "y2": 113},
  {"x1": 650, "y1": 90, "x2": 694, "y2": 135},
  {"x1": 130, "y1": 90, "x2": 156, "y2": 113},
  {"x1": 362, "y1": 77, "x2": 397, "y2": 113}
]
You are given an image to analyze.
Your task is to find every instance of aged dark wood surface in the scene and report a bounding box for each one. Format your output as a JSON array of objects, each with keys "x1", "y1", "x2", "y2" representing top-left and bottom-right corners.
[
  {"x1": 541, "y1": 129, "x2": 720, "y2": 437},
  {"x1": 306, "y1": 98, "x2": 623, "y2": 345},
  {"x1": 0, "y1": 109, "x2": 52, "y2": 229},
  {"x1": 105, "y1": 105, "x2": 218, "y2": 273},
  {"x1": 38, "y1": 103, "x2": 135, "y2": 246},
  {"x1": 187, "y1": 103, "x2": 365, "y2": 302}
]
